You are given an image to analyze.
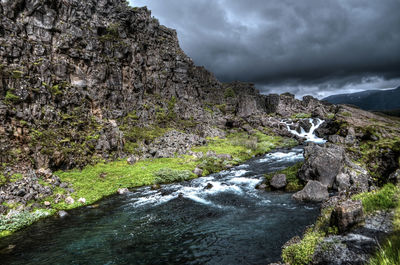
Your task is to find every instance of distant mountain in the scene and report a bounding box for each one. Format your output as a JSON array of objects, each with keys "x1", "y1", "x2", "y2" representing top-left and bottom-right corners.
[{"x1": 323, "y1": 86, "x2": 400, "y2": 111}]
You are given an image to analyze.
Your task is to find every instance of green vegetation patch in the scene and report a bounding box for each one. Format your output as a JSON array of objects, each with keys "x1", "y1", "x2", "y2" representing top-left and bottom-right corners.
[
  {"x1": 352, "y1": 183, "x2": 399, "y2": 213},
  {"x1": 264, "y1": 162, "x2": 304, "y2": 191},
  {"x1": 368, "y1": 184, "x2": 400, "y2": 265},
  {"x1": 282, "y1": 230, "x2": 324, "y2": 265},
  {"x1": 193, "y1": 131, "x2": 297, "y2": 162},
  {"x1": 153, "y1": 168, "x2": 193, "y2": 184},
  {"x1": 291, "y1": 113, "x2": 312, "y2": 120},
  {"x1": 54, "y1": 156, "x2": 198, "y2": 210},
  {"x1": 0, "y1": 209, "x2": 53, "y2": 237}
]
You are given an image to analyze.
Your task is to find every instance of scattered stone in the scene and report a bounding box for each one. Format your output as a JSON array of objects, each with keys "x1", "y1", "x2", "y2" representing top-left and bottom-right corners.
[
  {"x1": 78, "y1": 197, "x2": 86, "y2": 204},
  {"x1": 117, "y1": 188, "x2": 129, "y2": 194},
  {"x1": 255, "y1": 183, "x2": 267, "y2": 190},
  {"x1": 0, "y1": 205, "x2": 8, "y2": 214},
  {"x1": 270, "y1": 174, "x2": 287, "y2": 189},
  {"x1": 36, "y1": 168, "x2": 53, "y2": 178},
  {"x1": 204, "y1": 183, "x2": 213, "y2": 190},
  {"x1": 65, "y1": 196, "x2": 75, "y2": 204},
  {"x1": 151, "y1": 184, "x2": 161, "y2": 190},
  {"x1": 127, "y1": 155, "x2": 139, "y2": 165},
  {"x1": 58, "y1": 211, "x2": 68, "y2": 218},
  {"x1": 44, "y1": 201, "x2": 51, "y2": 206},
  {"x1": 193, "y1": 167, "x2": 203, "y2": 177},
  {"x1": 59, "y1": 182, "x2": 68, "y2": 189},
  {"x1": 216, "y1": 154, "x2": 232, "y2": 160},
  {"x1": 206, "y1": 150, "x2": 217, "y2": 157},
  {"x1": 292, "y1": 180, "x2": 329, "y2": 202},
  {"x1": 331, "y1": 200, "x2": 364, "y2": 233}
]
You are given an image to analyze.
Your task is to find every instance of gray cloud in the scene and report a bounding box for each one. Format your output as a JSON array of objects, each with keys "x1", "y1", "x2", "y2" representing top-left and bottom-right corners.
[{"x1": 131, "y1": 0, "x2": 400, "y2": 97}]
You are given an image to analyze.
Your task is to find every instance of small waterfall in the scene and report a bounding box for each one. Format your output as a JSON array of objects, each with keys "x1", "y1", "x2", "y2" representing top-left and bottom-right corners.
[{"x1": 283, "y1": 118, "x2": 326, "y2": 144}]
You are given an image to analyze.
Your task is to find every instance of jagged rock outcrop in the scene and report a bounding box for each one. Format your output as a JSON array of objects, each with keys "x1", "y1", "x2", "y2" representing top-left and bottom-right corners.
[
  {"x1": 298, "y1": 143, "x2": 347, "y2": 189},
  {"x1": 0, "y1": 0, "x2": 279, "y2": 173},
  {"x1": 265, "y1": 93, "x2": 336, "y2": 118}
]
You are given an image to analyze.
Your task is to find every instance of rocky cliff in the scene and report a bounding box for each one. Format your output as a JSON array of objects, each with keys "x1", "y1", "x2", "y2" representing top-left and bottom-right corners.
[{"x1": 0, "y1": 0, "x2": 336, "y2": 175}]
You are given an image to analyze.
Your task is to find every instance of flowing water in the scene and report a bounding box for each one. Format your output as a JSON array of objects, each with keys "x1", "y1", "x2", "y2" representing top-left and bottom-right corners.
[
  {"x1": 0, "y1": 147, "x2": 320, "y2": 265},
  {"x1": 283, "y1": 118, "x2": 327, "y2": 144}
]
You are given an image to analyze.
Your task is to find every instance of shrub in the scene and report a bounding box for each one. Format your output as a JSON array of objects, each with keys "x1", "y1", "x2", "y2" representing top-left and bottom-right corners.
[
  {"x1": 224, "y1": 87, "x2": 235, "y2": 98},
  {"x1": 282, "y1": 231, "x2": 324, "y2": 265},
  {"x1": 153, "y1": 168, "x2": 192, "y2": 184}
]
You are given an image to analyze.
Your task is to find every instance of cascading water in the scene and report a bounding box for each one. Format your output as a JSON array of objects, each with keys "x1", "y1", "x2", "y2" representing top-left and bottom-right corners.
[
  {"x1": 283, "y1": 118, "x2": 327, "y2": 144},
  {"x1": 0, "y1": 148, "x2": 320, "y2": 265}
]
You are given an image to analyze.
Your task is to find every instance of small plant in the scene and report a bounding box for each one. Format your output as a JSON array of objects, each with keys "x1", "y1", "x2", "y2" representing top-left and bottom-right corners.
[
  {"x1": 224, "y1": 87, "x2": 236, "y2": 98},
  {"x1": 4, "y1": 89, "x2": 21, "y2": 104},
  {"x1": 282, "y1": 230, "x2": 324, "y2": 265},
  {"x1": 153, "y1": 168, "x2": 192, "y2": 184}
]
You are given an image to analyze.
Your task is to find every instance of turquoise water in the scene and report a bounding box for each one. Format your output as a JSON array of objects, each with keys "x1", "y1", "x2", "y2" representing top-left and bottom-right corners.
[{"x1": 0, "y1": 148, "x2": 320, "y2": 264}]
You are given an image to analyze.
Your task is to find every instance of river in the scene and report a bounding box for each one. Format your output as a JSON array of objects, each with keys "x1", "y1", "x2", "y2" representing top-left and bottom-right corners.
[{"x1": 0, "y1": 147, "x2": 320, "y2": 265}]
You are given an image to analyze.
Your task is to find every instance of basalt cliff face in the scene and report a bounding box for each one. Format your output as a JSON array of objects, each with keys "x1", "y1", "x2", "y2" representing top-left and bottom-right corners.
[{"x1": 0, "y1": 0, "x2": 331, "y2": 173}]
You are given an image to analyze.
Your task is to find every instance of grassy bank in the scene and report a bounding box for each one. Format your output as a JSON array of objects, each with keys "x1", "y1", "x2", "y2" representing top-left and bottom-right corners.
[
  {"x1": 281, "y1": 183, "x2": 400, "y2": 265},
  {"x1": 0, "y1": 130, "x2": 297, "y2": 238},
  {"x1": 357, "y1": 184, "x2": 400, "y2": 265}
]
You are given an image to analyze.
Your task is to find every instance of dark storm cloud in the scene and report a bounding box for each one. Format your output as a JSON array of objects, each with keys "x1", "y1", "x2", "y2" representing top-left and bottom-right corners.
[{"x1": 131, "y1": 0, "x2": 400, "y2": 97}]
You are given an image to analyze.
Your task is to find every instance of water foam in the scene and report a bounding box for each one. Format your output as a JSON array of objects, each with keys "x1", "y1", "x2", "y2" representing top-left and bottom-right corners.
[{"x1": 283, "y1": 118, "x2": 327, "y2": 144}]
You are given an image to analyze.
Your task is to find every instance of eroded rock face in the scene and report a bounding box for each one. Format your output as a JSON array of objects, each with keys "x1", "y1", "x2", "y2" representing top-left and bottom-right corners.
[
  {"x1": 312, "y1": 211, "x2": 394, "y2": 265},
  {"x1": 299, "y1": 143, "x2": 346, "y2": 188},
  {"x1": 292, "y1": 180, "x2": 329, "y2": 202},
  {"x1": 331, "y1": 200, "x2": 364, "y2": 233}
]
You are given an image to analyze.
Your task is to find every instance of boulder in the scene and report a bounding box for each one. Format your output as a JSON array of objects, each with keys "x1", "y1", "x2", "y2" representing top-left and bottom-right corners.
[
  {"x1": 335, "y1": 172, "x2": 350, "y2": 191},
  {"x1": 151, "y1": 184, "x2": 161, "y2": 190},
  {"x1": 127, "y1": 155, "x2": 139, "y2": 165},
  {"x1": 255, "y1": 183, "x2": 267, "y2": 190},
  {"x1": 65, "y1": 196, "x2": 75, "y2": 204},
  {"x1": 331, "y1": 200, "x2": 364, "y2": 233},
  {"x1": 58, "y1": 210, "x2": 68, "y2": 218},
  {"x1": 270, "y1": 174, "x2": 287, "y2": 189},
  {"x1": 298, "y1": 143, "x2": 346, "y2": 188},
  {"x1": 117, "y1": 188, "x2": 129, "y2": 194},
  {"x1": 204, "y1": 183, "x2": 213, "y2": 190},
  {"x1": 36, "y1": 168, "x2": 53, "y2": 178},
  {"x1": 292, "y1": 180, "x2": 329, "y2": 202},
  {"x1": 193, "y1": 167, "x2": 203, "y2": 177}
]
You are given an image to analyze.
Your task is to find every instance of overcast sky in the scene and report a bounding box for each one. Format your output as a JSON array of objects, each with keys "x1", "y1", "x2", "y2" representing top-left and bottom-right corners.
[{"x1": 130, "y1": 0, "x2": 400, "y2": 98}]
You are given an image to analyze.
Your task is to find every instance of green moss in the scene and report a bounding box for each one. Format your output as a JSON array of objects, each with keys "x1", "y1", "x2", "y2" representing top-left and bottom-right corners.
[
  {"x1": 352, "y1": 183, "x2": 398, "y2": 213},
  {"x1": 282, "y1": 230, "x2": 324, "y2": 265},
  {"x1": 0, "y1": 209, "x2": 53, "y2": 238},
  {"x1": 341, "y1": 111, "x2": 352, "y2": 117},
  {"x1": 193, "y1": 131, "x2": 296, "y2": 162},
  {"x1": 11, "y1": 70, "x2": 24, "y2": 79},
  {"x1": 264, "y1": 162, "x2": 304, "y2": 191},
  {"x1": 291, "y1": 113, "x2": 312, "y2": 120},
  {"x1": 4, "y1": 89, "x2": 21, "y2": 104},
  {"x1": 153, "y1": 168, "x2": 193, "y2": 184},
  {"x1": 216, "y1": 104, "x2": 227, "y2": 114},
  {"x1": 326, "y1": 113, "x2": 335, "y2": 119}
]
